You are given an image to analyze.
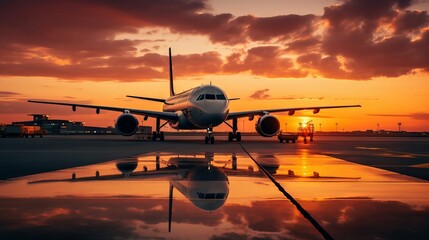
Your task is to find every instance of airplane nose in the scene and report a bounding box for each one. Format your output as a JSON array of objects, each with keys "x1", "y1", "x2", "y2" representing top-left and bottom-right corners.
[
  {"x1": 190, "y1": 106, "x2": 227, "y2": 128},
  {"x1": 207, "y1": 112, "x2": 226, "y2": 125}
]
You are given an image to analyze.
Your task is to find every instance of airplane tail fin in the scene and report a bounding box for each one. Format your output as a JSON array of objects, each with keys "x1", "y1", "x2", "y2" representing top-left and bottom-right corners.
[{"x1": 169, "y1": 48, "x2": 175, "y2": 96}]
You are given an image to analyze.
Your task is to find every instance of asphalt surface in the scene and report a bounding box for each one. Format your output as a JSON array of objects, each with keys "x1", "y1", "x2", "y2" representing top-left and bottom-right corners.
[{"x1": 1, "y1": 135, "x2": 428, "y2": 180}]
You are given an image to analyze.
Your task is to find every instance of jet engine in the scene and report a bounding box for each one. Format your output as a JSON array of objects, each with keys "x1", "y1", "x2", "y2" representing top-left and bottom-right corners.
[
  {"x1": 115, "y1": 113, "x2": 139, "y2": 136},
  {"x1": 255, "y1": 115, "x2": 280, "y2": 137}
]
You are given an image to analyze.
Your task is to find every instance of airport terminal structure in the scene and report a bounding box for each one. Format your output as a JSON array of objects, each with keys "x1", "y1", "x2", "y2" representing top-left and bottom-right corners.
[{"x1": 11, "y1": 114, "x2": 116, "y2": 135}]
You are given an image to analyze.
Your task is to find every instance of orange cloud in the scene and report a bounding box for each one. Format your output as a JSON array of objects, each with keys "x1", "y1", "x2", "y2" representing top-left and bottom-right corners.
[{"x1": 249, "y1": 89, "x2": 270, "y2": 100}]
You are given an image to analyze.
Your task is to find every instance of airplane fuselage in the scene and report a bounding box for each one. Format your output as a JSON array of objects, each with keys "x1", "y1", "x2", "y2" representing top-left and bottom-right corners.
[{"x1": 163, "y1": 85, "x2": 229, "y2": 130}]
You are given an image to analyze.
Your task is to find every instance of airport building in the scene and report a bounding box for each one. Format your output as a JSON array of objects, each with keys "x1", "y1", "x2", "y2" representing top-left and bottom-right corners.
[{"x1": 12, "y1": 114, "x2": 116, "y2": 134}]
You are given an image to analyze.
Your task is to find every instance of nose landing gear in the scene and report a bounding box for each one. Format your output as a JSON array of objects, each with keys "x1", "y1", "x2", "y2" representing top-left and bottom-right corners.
[{"x1": 205, "y1": 127, "x2": 215, "y2": 144}]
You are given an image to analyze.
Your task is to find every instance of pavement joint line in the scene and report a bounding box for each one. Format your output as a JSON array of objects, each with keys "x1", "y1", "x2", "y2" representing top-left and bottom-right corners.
[{"x1": 239, "y1": 142, "x2": 335, "y2": 240}]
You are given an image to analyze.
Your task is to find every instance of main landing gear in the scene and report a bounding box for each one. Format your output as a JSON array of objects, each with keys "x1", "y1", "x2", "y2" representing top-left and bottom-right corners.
[
  {"x1": 152, "y1": 117, "x2": 168, "y2": 141},
  {"x1": 225, "y1": 118, "x2": 241, "y2": 142},
  {"x1": 205, "y1": 127, "x2": 215, "y2": 144}
]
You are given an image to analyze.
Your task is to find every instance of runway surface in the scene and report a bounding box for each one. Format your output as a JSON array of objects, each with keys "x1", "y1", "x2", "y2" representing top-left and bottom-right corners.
[{"x1": 0, "y1": 135, "x2": 428, "y2": 239}]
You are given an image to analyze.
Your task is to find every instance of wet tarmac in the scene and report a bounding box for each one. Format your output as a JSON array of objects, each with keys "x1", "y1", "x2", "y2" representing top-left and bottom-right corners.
[{"x1": 0, "y1": 135, "x2": 428, "y2": 239}]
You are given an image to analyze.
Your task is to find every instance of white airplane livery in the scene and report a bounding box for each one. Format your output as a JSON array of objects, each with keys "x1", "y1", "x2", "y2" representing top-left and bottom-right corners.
[{"x1": 29, "y1": 48, "x2": 361, "y2": 144}]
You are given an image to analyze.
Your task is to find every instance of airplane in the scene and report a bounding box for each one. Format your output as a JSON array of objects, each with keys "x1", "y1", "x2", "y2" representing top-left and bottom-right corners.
[{"x1": 29, "y1": 48, "x2": 361, "y2": 144}]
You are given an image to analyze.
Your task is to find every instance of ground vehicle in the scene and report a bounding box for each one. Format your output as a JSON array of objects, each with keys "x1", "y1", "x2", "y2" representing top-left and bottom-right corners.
[
  {"x1": 277, "y1": 131, "x2": 299, "y2": 143},
  {"x1": 298, "y1": 121, "x2": 315, "y2": 144},
  {"x1": 278, "y1": 120, "x2": 315, "y2": 144},
  {"x1": 135, "y1": 126, "x2": 153, "y2": 140},
  {"x1": 0, "y1": 125, "x2": 46, "y2": 138}
]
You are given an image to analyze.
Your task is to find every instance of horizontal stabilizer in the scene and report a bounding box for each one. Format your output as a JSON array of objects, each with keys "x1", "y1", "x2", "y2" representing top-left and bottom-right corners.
[{"x1": 126, "y1": 95, "x2": 165, "y2": 103}]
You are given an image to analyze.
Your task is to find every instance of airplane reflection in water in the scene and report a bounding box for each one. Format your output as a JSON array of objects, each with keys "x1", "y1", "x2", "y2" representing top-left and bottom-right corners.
[
  {"x1": 29, "y1": 153, "x2": 361, "y2": 232},
  {"x1": 1, "y1": 151, "x2": 428, "y2": 239}
]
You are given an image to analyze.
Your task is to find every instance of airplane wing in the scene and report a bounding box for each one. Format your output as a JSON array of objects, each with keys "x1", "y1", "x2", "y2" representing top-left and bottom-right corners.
[
  {"x1": 227, "y1": 105, "x2": 361, "y2": 120},
  {"x1": 126, "y1": 95, "x2": 166, "y2": 103},
  {"x1": 222, "y1": 168, "x2": 360, "y2": 180},
  {"x1": 29, "y1": 167, "x2": 359, "y2": 184},
  {"x1": 28, "y1": 168, "x2": 182, "y2": 184},
  {"x1": 28, "y1": 100, "x2": 178, "y2": 121}
]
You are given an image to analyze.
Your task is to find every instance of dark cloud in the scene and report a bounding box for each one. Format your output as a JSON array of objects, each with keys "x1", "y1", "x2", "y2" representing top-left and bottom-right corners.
[
  {"x1": 367, "y1": 112, "x2": 429, "y2": 120},
  {"x1": 247, "y1": 14, "x2": 317, "y2": 42},
  {"x1": 0, "y1": 63, "x2": 165, "y2": 82},
  {"x1": 274, "y1": 96, "x2": 324, "y2": 101},
  {"x1": 0, "y1": 91, "x2": 21, "y2": 98},
  {"x1": 210, "y1": 232, "x2": 249, "y2": 240},
  {"x1": 334, "y1": 97, "x2": 379, "y2": 101},
  {"x1": 302, "y1": 199, "x2": 429, "y2": 240},
  {"x1": 0, "y1": 198, "x2": 428, "y2": 239},
  {"x1": 249, "y1": 89, "x2": 270, "y2": 100},
  {"x1": 248, "y1": 91, "x2": 325, "y2": 102},
  {"x1": 318, "y1": 0, "x2": 429, "y2": 79},
  {"x1": 0, "y1": 0, "x2": 428, "y2": 81},
  {"x1": 208, "y1": 15, "x2": 255, "y2": 45},
  {"x1": 394, "y1": 10, "x2": 429, "y2": 33},
  {"x1": 276, "y1": 111, "x2": 334, "y2": 118},
  {"x1": 367, "y1": 113, "x2": 410, "y2": 117},
  {"x1": 0, "y1": 0, "x2": 228, "y2": 81},
  {"x1": 411, "y1": 112, "x2": 429, "y2": 120},
  {"x1": 174, "y1": 51, "x2": 224, "y2": 76},
  {"x1": 286, "y1": 37, "x2": 320, "y2": 52},
  {"x1": 0, "y1": 100, "x2": 92, "y2": 115},
  {"x1": 224, "y1": 46, "x2": 307, "y2": 78}
]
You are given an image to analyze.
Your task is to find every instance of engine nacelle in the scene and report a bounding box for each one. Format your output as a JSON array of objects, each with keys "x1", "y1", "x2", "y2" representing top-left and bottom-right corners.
[
  {"x1": 169, "y1": 111, "x2": 200, "y2": 129},
  {"x1": 255, "y1": 115, "x2": 280, "y2": 137},
  {"x1": 115, "y1": 113, "x2": 139, "y2": 136}
]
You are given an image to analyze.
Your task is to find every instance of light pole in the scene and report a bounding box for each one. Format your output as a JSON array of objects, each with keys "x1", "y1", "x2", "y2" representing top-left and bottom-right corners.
[
  {"x1": 377, "y1": 123, "x2": 379, "y2": 131},
  {"x1": 398, "y1": 122, "x2": 402, "y2": 132},
  {"x1": 285, "y1": 123, "x2": 287, "y2": 132},
  {"x1": 319, "y1": 123, "x2": 322, "y2": 131},
  {"x1": 335, "y1": 123, "x2": 338, "y2": 132}
]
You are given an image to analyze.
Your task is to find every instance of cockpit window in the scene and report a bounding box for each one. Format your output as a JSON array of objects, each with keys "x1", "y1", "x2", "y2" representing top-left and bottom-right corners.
[
  {"x1": 216, "y1": 94, "x2": 226, "y2": 100},
  {"x1": 197, "y1": 192, "x2": 205, "y2": 198},
  {"x1": 196, "y1": 93, "x2": 226, "y2": 101},
  {"x1": 205, "y1": 193, "x2": 216, "y2": 199},
  {"x1": 216, "y1": 193, "x2": 226, "y2": 199},
  {"x1": 197, "y1": 192, "x2": 226, "y2": 199},
  {"x1": 196, "y1": 94, "x2": 205, "y2": 101},
  {"x1": 205, "y1": 94, "x2": 216, "y2": 100}
]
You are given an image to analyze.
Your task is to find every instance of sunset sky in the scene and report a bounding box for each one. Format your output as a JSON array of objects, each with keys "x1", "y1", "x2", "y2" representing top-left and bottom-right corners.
[{"x1": 1, "y1": 0, "x2": 428, "y2": 132}]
